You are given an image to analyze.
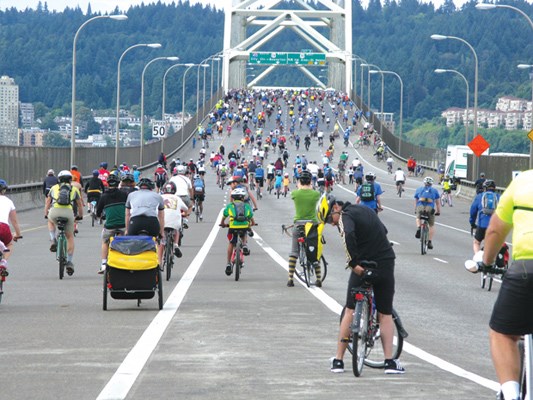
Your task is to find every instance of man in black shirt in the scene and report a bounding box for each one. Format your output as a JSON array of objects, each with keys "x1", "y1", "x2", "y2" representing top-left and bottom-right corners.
[{"x1": 318, "y1": 196, "x2": 405, "y2": 375}]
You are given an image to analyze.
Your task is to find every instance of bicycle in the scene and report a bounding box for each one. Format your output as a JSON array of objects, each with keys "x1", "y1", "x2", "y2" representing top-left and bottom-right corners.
[
  {"x1": 55, "y1": 217, "x2": 70, "y2": 279},
  {"x1": 419, "y1": 210, "x2": 430, "y2": 255},
  {"x1": 343, "y1": 261, "x2": 408, "y2": 377},
  {"x1": 89, "y1": 200, "x2": 98, "y2": 227},
  {"x1": 220, "y1": 225, "x2": 255, "y2": 281},
  {"x1": 282, "y1": 223, "x2": 328, "y2": 287},
  {"x1": 162, "y1": 227, "x2": 176, "y2": 281},
  {"x1": 194, "y1": 198, "x2": 200, "y2": 223},
  {"x1": 256, "y1": 179, "x2": 262, "y2": 199},
  {"x1": 440, "y1": 190, "x2": 453, "y2": 207},
  {"x1": 0, "y1": 236, "x2": 21, "y2": 304},
  {"x1": 396, "y1": 182, "x2": 404, "y2": 198}
]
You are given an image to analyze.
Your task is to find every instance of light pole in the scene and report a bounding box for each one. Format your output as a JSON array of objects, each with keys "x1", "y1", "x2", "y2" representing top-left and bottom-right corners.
[
  {"x1": 372, "y1": 69, "x2": 403, "y2": 156},
  {"x1": 115, "y1": 43, "x2": 161, "y2": 166},
  {"x1": 210, "y1": 57, "x2": 221, "y2": 101},
  {"x1": 361, "y1": 63, "x2": 383, "y2": 124},
  {"x1": 140, "y1": 56, "x2": 179, "y2": 166},
  {"x1": 434, "y1": 68, "x2": 470, "y2": 144},
  {"x1": 182, "y1": 64, "x2": 196, "y2": 145},
  {"x1": 195, "y1": 63, "x2": 210, "y2": 126},
  {"x1": 161, "y1": 62, "x2": 195, "y2": 152},
  {"x1": 432, "y1": 34, "x2": 479, "y2": 178},
  {"x1": 518, "y1": 64, "x2": 533, "y2": 168},
  {"x1": 477, "y1": 3, "x2": 533, "y2": 167},
  {"x1": 71, "y1": 14, "x2": 127, "y2": 166}
]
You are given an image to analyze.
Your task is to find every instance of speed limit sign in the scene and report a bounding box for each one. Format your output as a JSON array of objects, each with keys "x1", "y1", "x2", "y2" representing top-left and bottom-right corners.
[{"x1": 152, "y1": 121, "x2": 167, "y2": 138}]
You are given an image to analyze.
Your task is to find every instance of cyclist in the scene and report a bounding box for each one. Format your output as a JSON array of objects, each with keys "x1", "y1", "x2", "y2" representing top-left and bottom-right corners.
[
  {"x1": 43, "y1": 169, "x2": 58, "y2": 198},
  {"x1": 95, "y1": 174, "x2": 128, "y2": 274},
  {"x1": 44, "y1": 170, "x2": 83, "y2": 276},
  {"x1": 474, "y1": 172, "x2": 486, "y2": 194},
  {"x1": 132, "y1": 165, "x2": 141, "y2": 183},
  {"x1": 414, "y1": 177, "x2": 441, "y2": 250},
  {"x1": 158, "y1": 182, "x2": 188, "y2": 263},
  {"x1": 154, "y1": 164, "x2": 168, "y2": 193},
  {"x1": 356, "y1": 172, "x2": 383, "y2": 213},
  {"x1": 84, "y1": 170, "x2": 105, "y2": 212},
  {"x1": 119, "y1": 173, "x2": 137, "y2": 194},
  {"x1": 394, "y1": 167, "x2": 406, "y2": 194},
  {"x1": 282, "y1": 172, "x2": 290, "y2": 197},
  {"x1": 319, "y1": 194, "x2": 404, "y2": 374},
  {"x1": 254, "y1": 163, "x2": 265, "y2": 198},
  {"x1": 192, "y1": 174, "x2": 206, "y2": 220},
  {"x1": 469, "y1": 179, "x2": 500, "y2": 254},
  {"x1": 286, "y1": 170, "x2": 321, "y2": 287},
  {"x1": 125, "y1": 178, "x2": 165, "y2": 237},
  {"x1": 441, "y1": 175, "x2": 453, "y2": 206},
  {"x1": 219, "y1": 188, "x2": 254, "y2": 276},
  {"x1": 70, "y1": 165, "x2": 82, "y2": 186},
  {"x1": 0, "y1": 179, "x2": 22, "y2": 274},
  {"x1": 169, "y1": 165, "x2": 193, "y2": 217},
  {"x1": 386, "y1": 156, "x2": 394, "y2": 173}
]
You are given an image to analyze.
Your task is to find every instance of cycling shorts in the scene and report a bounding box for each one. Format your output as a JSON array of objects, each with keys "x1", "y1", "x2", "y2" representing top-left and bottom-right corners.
[
  {"x1": 193, "y1": 193, "x2": 205, "y2": 202},
  {"x1": 127, "y1": 215, "x2": 160, "y2": 237},
  {"x1": 48, "y1": 207, "x2": 75, "y2": 234},
  {"x1": 227, "y1": 228, "x2": 248, "y2": 244},
  {"x1": 0, "y1": 222, "x2": 13, "y2": 246},
  {"x1": 345, "y1": 258, "x2": 395, "y2": 315},
  {"x1": 395, "y1": 180, "x2": 405, "y2": 186},
  {"x1": 255, "y1": 177, "x2": 264, "y2": 187},
  {"x1": 416, "y1": 205, "x2": 436, "y2": 227},
  {"x1": 101, "y1": 227, "x2": 126, "y2": 243},
  {"x1": 490, "y1": 260, "x2": 533, "y2": 335},
  {"x1": 267, "y1": 173, "x2": 274, "y2": 180},
  {"x1": 474, "y1": 227, "x2": 487, "y2": 242}
]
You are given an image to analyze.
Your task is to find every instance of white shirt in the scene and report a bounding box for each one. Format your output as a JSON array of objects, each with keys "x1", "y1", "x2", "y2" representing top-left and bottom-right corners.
[
  {"x1": 170, "y1": 175, "x2": 192, "y2": 196},
  {"x1": 161, "y1": 193, "x2": 188, "y2": 230},
  {"x1": 306, "y1": 163, "x2": 319, "y2": 176},
  {"x1": 394, "y1": 170, "x2": 406, "y2": 182},
  {"x1": 352, "y1": 159, "x2": 361, "y2": 167},
  {"x1": 0, "y1": 195, "x2": 15, "y2": 224},
  {"x1": 386, "y1": 157, "x2": 394, "y2": 164}
]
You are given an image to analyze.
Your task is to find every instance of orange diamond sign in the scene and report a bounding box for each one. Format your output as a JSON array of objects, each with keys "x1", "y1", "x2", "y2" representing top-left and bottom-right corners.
[{"x1": 468, "y1": 134, "x2": 490, "y2": 157}]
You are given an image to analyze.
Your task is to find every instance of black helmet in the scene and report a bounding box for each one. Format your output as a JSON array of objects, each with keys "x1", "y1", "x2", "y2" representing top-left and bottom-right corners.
[
  {"x1": 107, "y1": 174, "x2": 120, "y2": 188},
  {"x1": 299, "y1": 170, "x2": 312, "y2": 184},
  {"x1": 483, "y1": 179, "x2": 496, "y2": 189},
  {"x1": 121, "y1": 173, "x2": 135, "y2": 183},
  {"x1": 138, "y1": 178, "x2": 154, "y2": 190}
]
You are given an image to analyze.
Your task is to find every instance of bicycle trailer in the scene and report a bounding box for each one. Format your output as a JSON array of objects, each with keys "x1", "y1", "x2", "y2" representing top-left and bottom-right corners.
[{"x1": 103, "y1": 235, "x2": 163, "y2": 310}]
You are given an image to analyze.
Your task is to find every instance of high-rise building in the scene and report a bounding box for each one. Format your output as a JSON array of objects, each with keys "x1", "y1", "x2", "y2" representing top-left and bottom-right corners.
[{"x1": 0, "y1": 75, "x2": 19, "y2": 146}]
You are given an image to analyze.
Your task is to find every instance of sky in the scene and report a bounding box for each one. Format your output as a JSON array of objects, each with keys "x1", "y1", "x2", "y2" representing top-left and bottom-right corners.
[{"x1": 0, "y1": 0, "x2": 500, "y2": 13}]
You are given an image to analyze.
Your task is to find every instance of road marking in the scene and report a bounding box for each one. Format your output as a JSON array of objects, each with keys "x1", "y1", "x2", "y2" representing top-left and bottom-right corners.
[
  {"x1": 434, "y1": 258, "x2": 449, "y2": 264},
  {"x1": 252, "y1": 231, "x2": 499, "y2": 392},
  {"x1": 96, "y1": 210, "x2": 223, "y2": 400}
]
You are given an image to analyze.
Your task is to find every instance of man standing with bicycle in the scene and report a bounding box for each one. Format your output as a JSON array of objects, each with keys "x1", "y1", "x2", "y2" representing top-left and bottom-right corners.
[
  {"x1": 319, "y1": 195, "x2": 405, "y2": 374},
  {"x1": 468, "y1": 170, "x2": 533, "y2": 400},
  {"x1": 414, "y1": 177, "x2": 440, "y2": 250}
]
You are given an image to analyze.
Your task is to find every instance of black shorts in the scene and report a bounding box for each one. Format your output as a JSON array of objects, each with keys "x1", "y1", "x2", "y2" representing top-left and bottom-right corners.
[
  {"x1": 490, "y1": 260, "x2": 533, "y2": 335},
  {"x1": 128, "y1": 215, "x2": 160, "y2": 237},
  {"x1": 474, "y1": 227, "x2": 487, "y2": 242},
  {"x1": 267, "y1": 173, "x2": 274, "y2": 180},
  {"x1": 194, "y1": 193, "x2": 205, "y2": 202},
  {"x1": 255, "y1": 177, "x2": 264, "y2": 187},
  {"x1": 355, "y1": 177, "x2": 363, "y2": 185},
  {"x1": 345, "y1": 258, "x2": 395, "y2": 315}
]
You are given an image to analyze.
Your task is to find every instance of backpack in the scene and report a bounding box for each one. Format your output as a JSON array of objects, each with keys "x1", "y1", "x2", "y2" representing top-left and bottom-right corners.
[
  {"x1": 481, "y1": 191, "x2": 498, "y2": 215},
  {"x1": 325, "y1": 169, "x2": 334, "y2": 181},
  {"x1": 360, "y1": 182, "x2": 375, "y2": 201},
  {"x1": 56, "y1": 183, "x2": 72, "y2": 206},
  {"x1": 233, "y1": 202, "x2": 247, "y2": 222},
  {"x1": 194, "y1": 178, "x2": 204, "y2": 193}
]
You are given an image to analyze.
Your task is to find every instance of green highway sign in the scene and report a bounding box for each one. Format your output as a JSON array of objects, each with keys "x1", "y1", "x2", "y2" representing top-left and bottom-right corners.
[{"x1": 249, "y1": 52, "x2": 326, "y2": 65}]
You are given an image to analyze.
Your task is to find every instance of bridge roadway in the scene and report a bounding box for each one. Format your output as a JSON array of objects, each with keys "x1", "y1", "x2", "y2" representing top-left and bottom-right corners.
[{"x1": 2, "y1": 106, "x2": 501, "y2": 400}]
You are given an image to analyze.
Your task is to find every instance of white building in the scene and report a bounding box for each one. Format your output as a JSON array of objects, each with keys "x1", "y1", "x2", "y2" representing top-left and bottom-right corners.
[{"x1": 0, "y1": 75, "x2": 19, "y2": 145}]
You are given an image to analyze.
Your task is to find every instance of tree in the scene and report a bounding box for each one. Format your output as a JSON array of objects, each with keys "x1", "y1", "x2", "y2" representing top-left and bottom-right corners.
[{"x1": 43, "y1": 132, "x2": 69, "y2": 147}]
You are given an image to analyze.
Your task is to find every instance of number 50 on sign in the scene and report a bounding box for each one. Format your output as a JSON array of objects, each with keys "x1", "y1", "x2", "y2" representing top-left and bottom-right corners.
[{"x1": 152, "y1": 121, "x2": 167, "y2": 138}]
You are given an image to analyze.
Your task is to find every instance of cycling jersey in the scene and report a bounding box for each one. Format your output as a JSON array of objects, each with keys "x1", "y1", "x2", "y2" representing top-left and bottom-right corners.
[{"x1": 414, "y1": 186, "x2": 440, "y2": 208}]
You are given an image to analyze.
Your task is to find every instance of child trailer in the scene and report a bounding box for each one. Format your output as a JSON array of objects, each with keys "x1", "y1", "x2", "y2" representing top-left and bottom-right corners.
[{"x1": 103, "y1": 235, "x2": 163, "y2": 310}]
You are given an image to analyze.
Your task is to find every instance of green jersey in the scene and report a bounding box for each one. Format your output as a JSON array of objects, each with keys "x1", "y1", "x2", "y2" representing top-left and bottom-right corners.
[{"x1": 291, "y1": 188, "x2": 320, "y2": 223}]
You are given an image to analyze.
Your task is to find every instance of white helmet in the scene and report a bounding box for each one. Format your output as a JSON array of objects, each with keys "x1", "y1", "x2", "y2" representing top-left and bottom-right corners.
[
  {"x1": 58, "y1": 170, "x2": 73, "y2": 182},
  {"x1": 231, "y1": 187, "x2": 247, "y2": 199},
  {"x1": 177, "y1": 165, "x2": 187, "y2": 175},
  {"x1": 423, "y1": 177, "x2": 434, "y2": 185}
]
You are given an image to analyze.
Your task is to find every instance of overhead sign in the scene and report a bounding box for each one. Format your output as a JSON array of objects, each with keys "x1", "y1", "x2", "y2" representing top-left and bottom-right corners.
[
  {"x1": 468, "y1": 134, "x2": 490, "y2": 157},
  {"x1": 248, "y1": 52, "x2": 326, "y2": 65},
  {"x1": 152, "y1": 121, "x2": 167, "y2": 138}
]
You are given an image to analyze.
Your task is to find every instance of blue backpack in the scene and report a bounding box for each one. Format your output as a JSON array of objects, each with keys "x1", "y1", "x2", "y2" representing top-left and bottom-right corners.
[{"x1": 481, "y1": 191, "x2": 498, "y2": 215}]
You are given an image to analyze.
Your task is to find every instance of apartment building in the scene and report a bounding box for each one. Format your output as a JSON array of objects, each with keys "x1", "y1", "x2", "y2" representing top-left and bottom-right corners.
[{"x1": 0, "y1": 75, "x2": 19, "y2": 145}]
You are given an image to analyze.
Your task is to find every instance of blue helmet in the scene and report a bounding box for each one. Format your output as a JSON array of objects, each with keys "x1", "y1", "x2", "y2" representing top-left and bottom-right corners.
[{"x1": 0, "y1": 179, "x2": 8, "y2": 191}]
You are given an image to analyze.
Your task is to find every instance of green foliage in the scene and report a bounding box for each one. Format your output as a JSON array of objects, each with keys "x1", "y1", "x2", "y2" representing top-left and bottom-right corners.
[{"x1": 43, "y1": 132, "x2": 69, "y2": 147}]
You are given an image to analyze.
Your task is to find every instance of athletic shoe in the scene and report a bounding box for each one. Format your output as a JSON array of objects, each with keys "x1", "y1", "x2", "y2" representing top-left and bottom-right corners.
[
  {"x1": 427, "y1": 241, "x2": 433, "y2": 250},
  {"x1": 330, "y1": 358, "x2": 344, "y2": 373},
  {"x1": 66, "y1": 262, "x2": 75, "y2": 276},
  {"x1": 97, "y1": 264, "x2": 106, "y2": 275},
  {"x1": 287, "y1": 279, "x2": 294, "y2": 287},
  {"x1": 50, "y1": 240, "x2": 57, "y2": 253},
  {"x1": 415, "y1": 228, "x2": 421, "y2": 239},
  {"x1": 225, "y1": 263, "x2": 232, "y2": 276},
  {"x1": 0, "y1": 259, "x2": 8, "y2": 277},
  {"x1": 242, "y1": 246, "x2": 250, "y2": 256},
  {"x1": 315, "y1": 279, "x2": 322, "y2": 288},
  {"x1": 384, "y1": 359, "x2": 405, "y2": 374},
  {"x1": 199, "y1": 214, "x2": 203, "y2": 221},
  {"x1": 174, "y1": 247, "x2": 182, "y2": 258}
]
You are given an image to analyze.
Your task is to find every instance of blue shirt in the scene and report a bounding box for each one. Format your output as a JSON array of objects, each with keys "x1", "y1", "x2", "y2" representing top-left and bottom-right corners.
[
  {"x1": 356, "y1": 182, "x2": 383, "y2": 210},
  {"x1": 414, "y1": 186, "x2": 440, "y2": 208},
  {"x1": 469, "y1": 190, "x2": 500, "y2": 228},
  {"x1": 255, "y1": 167, "x2": 264, "y2": 178}
]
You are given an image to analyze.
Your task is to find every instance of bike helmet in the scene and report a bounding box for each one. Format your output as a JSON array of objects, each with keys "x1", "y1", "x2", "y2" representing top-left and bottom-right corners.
[
  {"x1": 92, "y1": 169, "x2": 99, "y2": 177},
  {"x1": 299, "y1": 170, "x2": 312, "y2": 185},
  {"x1": 365, "y1": 172, "x2": 376, "y2": 181},
  {"x1": 162, "y1": 181, "x2": 177, "y2": 194},
  {"x1": 423, "y1": 176, "x2": 434, "y2": 185},
  {"x1": 176, "y1": 165, "x2": 187, "y2": 175},
  {"x1": 47, "y1": 169, "x2": 55, "y2": 175},
  {"x1": 121, "y1": 173, "x2": 135, "y2": 183},
  {"x1": 0, "y1": 179, "x2": 8, "y2": 191},
  {"x1": 231, "y1": 187, "x2": 247, "y2": 200},
  {"x1": 317, "y1": 193, "x2": 336, "y2": 224},
  {"x1": 138, "y1": 177, "x2": 154, "y2": 190},
  {"x1": 132, "y1": 165, "x2": 138, "y2": 170},
  {"x1": 58, "y1": 170, "x2": 73, "y2": 183},
  {"x1": 483, "y1": 179, "x2": 496, "y2": 189},
  {"x1": 194, "y1": 174, "x2": 200, "y2": 180},
  {"x1": 107, "y1": 174, "x2": 120, "y2": 187},
  {"x1": 100, "y1": 162, "x2": 108, "y2": 169}
]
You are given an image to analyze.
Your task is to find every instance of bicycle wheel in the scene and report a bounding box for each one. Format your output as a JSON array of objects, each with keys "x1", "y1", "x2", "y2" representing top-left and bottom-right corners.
[
  {"x1": 234, "y1": 240, "x2": 242, "y2": 281},
  {"x1": 420, "y1": 225, "x2": 429, "y2": 255},
  {"x1": 294, "y1": 244, "x2": 310, "y2": 287},
  {"x1": 488, "y1": 275, "x2": 494, "y2": 292},
  {"x1": 317, "y1": 255, "x2": 328, "y2": 283},
  {"x1": 58, "y1": 235, "x2": 67, "y2": 280},
  {"x1": 397, "y1": 184, "x2": 402, "y2": 198},
  {"x1": 91, "y1": 211, "x2": 96, "y2": 227},
  {"x1": 102, "y1": 268, "x2": 108, "y2": 310},
  {"x1": 440, "y1": 196, "x2": 445, "y2": 207},
  {"x1": 364, "y1": 309, "x2": 404, "y2": 368},
  {"x1": 0, "y1": 280, "x2": 4, "y2": 304},
  {"x1": 157, "y1": 269, "x2": 163, "y2": 310},
  {"x1": 195, "y1": 200, "x2": 200, "y2": 223},
  {"x1": 165, "y1": 232, "x2": 174, "y2": 281},
  {"x1": 352, "y1": 299, "x2": 369, "y2": 377}
]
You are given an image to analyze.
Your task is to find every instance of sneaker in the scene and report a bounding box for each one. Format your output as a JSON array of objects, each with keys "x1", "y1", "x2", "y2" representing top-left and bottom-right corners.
[
  {"x1": 98, "y1": 264, "x2": 106, "y2": 275},
  {"x1": 330, "y1": 358, "x2": 344, "y2": 373},
  {"x1": 66, "y1": 261, "x2": 75, "y2": 276},
  {"x1": 50, "y1": 240, "x2": 57, "y2": 253},
  {"x1": 242, "y1": 246, "x2": 250, "y2": 256},
  {"x1": 0, "y1": 260, "x2": 8, "y2": 277},
  {"x1": 225, "y1": 263, "x2": 232, "y2": 276},
  {"x1": 287, "y1": 279, "x2": 294, "y2": 287},
  {"x1": 427, "y1": 241, "x2": 433, "y2": 250},
  {"x1": 315, "y1": 279, "x2": 322, "y2": 288},
  {"x1": 199, "y1": 214, "x2": 203, "y2": 221},
  {"x1": 174, "y1": 247, "x2": 182, "y2": 258},
  {"x1": 384, "y1": 359, "x2": 405, "y2": 374},
  {"x1": 415, "y1": 228, "x2": 421, "y2": 239}
]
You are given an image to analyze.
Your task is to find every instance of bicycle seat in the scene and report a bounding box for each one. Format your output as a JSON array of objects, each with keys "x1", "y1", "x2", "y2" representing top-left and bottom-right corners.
[
  {"x1": 56, "y1": 217, "x2": 69, "y2": 229},
  {"x1": 419, "y1": 212, "x2": 430, "y2": 220}
]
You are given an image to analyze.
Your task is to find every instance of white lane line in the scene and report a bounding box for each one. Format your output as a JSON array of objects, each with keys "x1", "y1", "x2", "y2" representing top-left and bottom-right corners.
[
  {"x1": 252, "y1": 231, "x2": 499, "y2": 392},
  {"x1": 434, "y1": 258, "x2": 449, "y2": 264},
  {"x1": 97, "y1": 210, "x2": 223, "y2": 400}
]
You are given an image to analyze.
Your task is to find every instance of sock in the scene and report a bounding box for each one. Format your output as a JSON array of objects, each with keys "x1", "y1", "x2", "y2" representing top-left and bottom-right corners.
[
  {"x1": 314, "y1": 262, "x2": 322, "y2": 281},
  {"x1": 67, "y1": 254, "x2": 73, "y2": 263},
  {"x1": 101, "y1": 259, "x2": 107, "y2": 265},
  {"x1": 288, "y1": 256, "x2": 297, "y2": 280},
  {"x1": 501, "y1": 381, "x2": 520, "y2": 400},
  {"x1": 49, "y1": 231, "x2": 56, "y2": 241}
]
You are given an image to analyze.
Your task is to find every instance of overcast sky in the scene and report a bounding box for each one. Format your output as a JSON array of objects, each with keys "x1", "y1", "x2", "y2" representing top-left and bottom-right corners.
[{"x1": 1, "y1": 0, "x2": 514, "y2": 13}]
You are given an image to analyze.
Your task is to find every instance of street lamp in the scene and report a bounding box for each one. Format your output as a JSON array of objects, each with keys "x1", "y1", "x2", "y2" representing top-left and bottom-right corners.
[
  {"x1": 518, "y1": 64, "x2": 533, "y2": 167},
  {"x1": 115, "y1": 43, "x2": 161, "y2": 165},
  {"x1": 434, "y1": 68, "x2": 470, "y2": 144},
  {"x1": 140, "y1": 56, "x2": 179, "y2": 166},
  {"x1": 71, "y1": 13, "x2": 127, "y2": 166},
  {"x1": 210, "y1": 57, "x2": 221, "y2": 101},
  {"x1": 161, "y1": 62, "x2": 195, "y2": 152},
  {"x1": 372, "y1": 69, "x2": 403, "y2": 156},
  {"x1": 361, "y1": 63, "x2": 383, "y2": 124},
  {"x1": 182, "y1": 64, "x2": 196, "y2": 145},
  {"x1": 476, "y1": 3, "x2": 533, "y2": 167},
  {"x1": 195, "y1": 63, "x2": 210, "y2": 126}
]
